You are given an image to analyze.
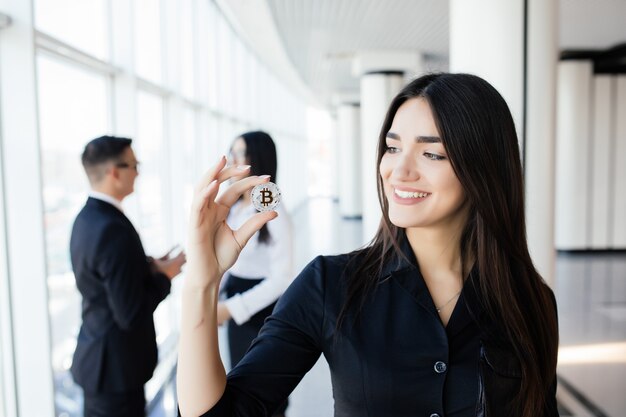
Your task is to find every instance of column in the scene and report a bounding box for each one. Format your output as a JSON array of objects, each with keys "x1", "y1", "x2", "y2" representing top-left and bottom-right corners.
[
  {"x1": 337, "y1": 102, "x2": 361, "y2": 218},
  {"x1": 590, "y1": 75, "x2": 612, "y2": 249},
  {"x1": 554, "y1": 60, "x2": 592, "y2": 250},
  {"x1": 449, "y1": 0, "x2": 558, "y2": 285},
  {"x1": 353, "y1": 51, "x2": 421, "y2": 243},
  {"x1": 524, "y1": 0, "x2": 559, "y2": 283},
  {"x1": 613, "y1": 76, "x2": 626, "y2": 248},
  {"x1": 330, "y1": 112, "x2": 340, "y2": 202}
]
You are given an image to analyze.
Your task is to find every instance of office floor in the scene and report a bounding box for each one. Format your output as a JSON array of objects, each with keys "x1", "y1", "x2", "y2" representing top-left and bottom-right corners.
[
  {"x1": 151, "y1": 198, "x2": 626, "y2": 417},
  {"x1": 555, "y1": 252, "x2": 626, "y2": 417}
]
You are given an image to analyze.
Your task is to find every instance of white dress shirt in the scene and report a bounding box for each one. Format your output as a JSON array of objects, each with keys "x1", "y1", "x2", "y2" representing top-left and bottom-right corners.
[
  {"x1": 223, "y1": 200, "x2": 294, "y2": 325},
  {"x1": 88, "y1": 190, "x2": 124, "y2": 213}
]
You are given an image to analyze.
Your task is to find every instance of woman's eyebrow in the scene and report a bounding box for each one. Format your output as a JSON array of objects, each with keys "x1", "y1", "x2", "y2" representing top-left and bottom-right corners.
[
  {"x1": 416, "y1": 135, "x2": 441, "y2": 143},
  {"x1": 386, "y1": 131, "x2": 441, "y2": 143}
]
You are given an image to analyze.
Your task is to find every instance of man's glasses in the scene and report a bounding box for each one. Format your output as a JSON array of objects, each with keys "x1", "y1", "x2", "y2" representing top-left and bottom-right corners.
[{"x1": 115, "y1": 161, "x2": 140, "y2": 172}]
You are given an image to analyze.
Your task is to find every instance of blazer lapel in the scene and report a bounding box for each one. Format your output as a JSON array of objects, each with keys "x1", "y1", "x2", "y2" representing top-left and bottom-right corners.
[
  {"x1": 381, "y1": 234, "x2": 484, "y2": 335},
  {"x1": 446, "y1": 266, "x2": 485, "y2": 337},
  {"x1": 383, "y1": 235, "x2": 439, "y2": 315}
]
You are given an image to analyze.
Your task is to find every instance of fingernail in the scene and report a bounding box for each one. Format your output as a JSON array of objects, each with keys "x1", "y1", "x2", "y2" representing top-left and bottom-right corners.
[
  {"x1": 237, "y1": 165, "x2": 251, "y2": 171},
  {"x1": 260, "y1": 175, "x2": 271, "y2": 179}
]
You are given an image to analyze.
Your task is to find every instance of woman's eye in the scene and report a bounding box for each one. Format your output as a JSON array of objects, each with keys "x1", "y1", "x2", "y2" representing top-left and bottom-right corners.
[
  {"x1": 424, "y1": 152, "x2": 445, "y2": 161},
  {"x1": 385, "y1": 146, "x2": 400, "y2": 154}
]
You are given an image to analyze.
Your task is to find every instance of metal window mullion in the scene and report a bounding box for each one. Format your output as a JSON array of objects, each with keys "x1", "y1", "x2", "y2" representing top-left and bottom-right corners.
[
  {"x1": 0, "y1": 0, "x2": 55, "y2": 415},
  {"x1": 35, "y1": 30, "x2": 120, "y2": 77}
]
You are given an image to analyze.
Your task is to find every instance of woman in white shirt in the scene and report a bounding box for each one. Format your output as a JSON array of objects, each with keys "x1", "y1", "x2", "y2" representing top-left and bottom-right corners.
[{"x1": 216, "y1": 131, "x2": 293, "y2": 417}]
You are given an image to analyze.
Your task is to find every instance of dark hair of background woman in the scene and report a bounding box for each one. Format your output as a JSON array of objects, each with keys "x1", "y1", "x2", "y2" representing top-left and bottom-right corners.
[
  {"x1": 337, "y1": 73, "x2": 559, "y2": 417},
  {"x1": 238, "y1": 130, "x2": 277, "y2": 244}
]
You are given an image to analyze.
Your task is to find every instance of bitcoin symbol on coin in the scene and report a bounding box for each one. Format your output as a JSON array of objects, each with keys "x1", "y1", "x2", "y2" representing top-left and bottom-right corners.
[
  {"x1": 260, "y1": 188, "x2": 273, "y2": 207},
  {"x1": 251, "y1": 182, "x2": 282, "y2": 212}
]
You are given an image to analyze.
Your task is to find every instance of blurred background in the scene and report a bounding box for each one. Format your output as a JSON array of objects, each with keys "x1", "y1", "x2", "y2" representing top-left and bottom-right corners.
[{"x1": 0, "y1": 0, "x2": 624, "y2": 416}]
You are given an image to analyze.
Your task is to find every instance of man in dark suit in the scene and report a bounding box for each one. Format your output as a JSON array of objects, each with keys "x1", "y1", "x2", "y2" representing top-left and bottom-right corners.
[{"x1": 70, "y1": 136, "x2": 186, "y2": 417}]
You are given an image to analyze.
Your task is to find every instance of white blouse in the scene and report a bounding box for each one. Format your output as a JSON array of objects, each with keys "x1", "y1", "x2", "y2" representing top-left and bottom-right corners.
[{"x1": 223, "y1": 200, "x2": 294, "y2": 325}]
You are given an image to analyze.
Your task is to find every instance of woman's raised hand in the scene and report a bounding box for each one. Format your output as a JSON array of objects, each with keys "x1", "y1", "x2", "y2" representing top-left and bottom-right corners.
[{"x1": 185, "y1": 156, "x2": 278, "y2": 287}]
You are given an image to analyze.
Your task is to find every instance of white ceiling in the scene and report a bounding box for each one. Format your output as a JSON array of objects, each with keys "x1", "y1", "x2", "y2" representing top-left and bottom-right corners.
[
  {"x1": 266, "y1": 0, "x2": 449, "y2": 104},
  {"x1": 560, "y1": 0, "x2": 626, "y2": 50},
  {"x1": 221, "y1": 0, "x2": 626, "y2": 108}
]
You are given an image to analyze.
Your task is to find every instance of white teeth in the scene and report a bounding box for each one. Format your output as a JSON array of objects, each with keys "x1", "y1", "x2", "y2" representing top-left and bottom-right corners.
[{"x1": 394, "y1": 189, "x2": 430, "y2": 199}]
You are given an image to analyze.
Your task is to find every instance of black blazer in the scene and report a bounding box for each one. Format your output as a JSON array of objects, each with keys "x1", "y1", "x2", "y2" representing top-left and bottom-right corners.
[
  {"x1": 70, "y1": 197, "x2": 171, "y2": 394},
  {"x1": 200, "y1": 237, "x2": 558, "y2": 417}
]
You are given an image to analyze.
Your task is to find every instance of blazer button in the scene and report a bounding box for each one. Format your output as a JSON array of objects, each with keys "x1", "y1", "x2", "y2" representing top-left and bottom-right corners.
[
  {"x1": 430, "y1": 414, "x2": 441, "y2": 417},
  {"x1": 434, "y1": 361, "x2": 447, "y2": 373}
]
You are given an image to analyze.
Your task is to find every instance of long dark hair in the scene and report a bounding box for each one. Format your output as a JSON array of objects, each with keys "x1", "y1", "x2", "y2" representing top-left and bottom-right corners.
[
  {"x1": 237, "y1": 131, "x2": 277, "y2": 244},
  {"x1": 338, "y1": 73, "x2": 558, "y2": 417}
]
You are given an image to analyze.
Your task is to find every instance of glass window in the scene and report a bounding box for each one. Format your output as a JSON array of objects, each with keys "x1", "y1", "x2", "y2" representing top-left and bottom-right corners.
[
  {"x1": 37, "y1": 53, "x2": 110, "y2": 417},
  {"x1": 134, "y1": 90, "x2": 177, "y2": 404},
  {"x1": 180, "y1": 0, "x2": 195, "y2": 99},
  {"x1": 134, "y1": 0, "x2": 162, "y2": 84},
  {"x1": 35, "y1": 0, "x2": 109, "y2": 60},
  {"x1": 0, "y1": 341, "x2": 3, "y2": 416},
  {"x1": 249, "y1": 56, "x2": 260, "y2": 125},
  {"x1": 133, "y1": 90, "x2": 168, "y2": 255},
  {"x1": 196, "y1": 0, "x2": 210, "y2": 106},
  {"x1": 258, "y1": 65, "x2": 270, "y2": 128},
  {"x1": 180, "y1": 106, "x2": 196, "y2": 244},
  {"x1": 242, "y1": 50, "x2": 254, "y2": 122},
  {"x1": 207, "y1": 2, "x2": 219, "y2": 109},
  {"x1": 233, "y1": 38, "x2": 246, "y2": 119},
  {"x1": 217, "y1": 15, "x2": 234, "y2": 115},
  {"x1": 208, "y1": 113, "x2": 220, "y2": 165},
  {"x1": 214, "y1": 117, "x2": 225, "y2": 156},
  {"x1": 196, "y1": 111, "x2": 214, "y2": 171},
  {"x1": 0, "y1": 145, "x2": 7, "y2": 417}
]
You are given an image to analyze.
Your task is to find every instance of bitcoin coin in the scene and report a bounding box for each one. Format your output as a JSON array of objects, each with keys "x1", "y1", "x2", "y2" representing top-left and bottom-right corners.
[{"x1": 251, "y1": 182, "x2": 282, "y2": 212}]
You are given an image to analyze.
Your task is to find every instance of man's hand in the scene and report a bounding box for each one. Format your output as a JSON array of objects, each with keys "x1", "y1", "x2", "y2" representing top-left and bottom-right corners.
[
  {"x1": 154, "y1": 250, "x2": 186, "y2": 280},
  {"x1": 159, "y1": 245, "x2": 180, "y2": 261}
]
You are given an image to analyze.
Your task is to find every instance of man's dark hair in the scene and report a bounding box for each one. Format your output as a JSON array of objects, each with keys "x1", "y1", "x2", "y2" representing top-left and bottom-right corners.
[{"x1": 81, "y1": 135, "x2": 132, "y2": 184}]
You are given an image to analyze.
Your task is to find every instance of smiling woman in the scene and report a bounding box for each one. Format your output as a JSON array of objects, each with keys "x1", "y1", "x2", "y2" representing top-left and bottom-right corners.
[
  {"x1": 177, "y1": 73, "x2": 559, "y2": 417},
  {"x1": 380, "y1": 98, "x2": 468, "y2": 234}
]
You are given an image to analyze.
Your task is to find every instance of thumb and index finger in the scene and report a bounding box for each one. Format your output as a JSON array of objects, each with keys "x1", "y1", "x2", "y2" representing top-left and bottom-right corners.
[
  {"x1": 214, "y1": 173, "x2": 279, "y2": 250},
  {"x1": 232, "y1": 210, "x2": 278, "y2": 251},
  {"x1": 194, "y1": 157, "x2": 279, "y2": 250},
  {"x1": 195, "y1": 155, "x2": 227, "y2": 194}
]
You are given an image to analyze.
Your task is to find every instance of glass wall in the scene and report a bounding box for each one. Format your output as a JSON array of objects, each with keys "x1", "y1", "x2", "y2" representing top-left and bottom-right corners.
[
  {"x1": 35, "y1": 0, "x2": 109, "y2": 60},
  {"x1": 36, "y1": 53, "x2": 111, "y2": 415},
  {"x1": 0, "y1": 113, "x2": 7, "y2": 417},
  {"x1": 0, "y1": 42, "x2": 7, "y2": 417},
  {"x1": 27, "y1": 0, "x2": 310, "y2": 416}
]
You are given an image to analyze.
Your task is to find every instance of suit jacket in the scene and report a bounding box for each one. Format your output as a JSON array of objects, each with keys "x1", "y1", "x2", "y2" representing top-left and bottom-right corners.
[
  {"x1": 200, "y1": 237, "x2": 558, "y2": 417},
  {"x1": 70, "y1": 197, "x2": 171, "y2": 394}
]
